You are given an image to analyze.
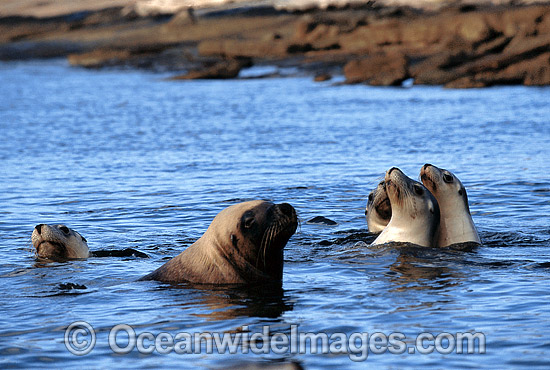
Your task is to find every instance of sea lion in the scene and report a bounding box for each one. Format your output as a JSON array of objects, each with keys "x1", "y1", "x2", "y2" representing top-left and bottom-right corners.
[
  {"x1": 365, "y1": 181, "x2": 391, "y2": 233},
  {"x1": 31, "y1": 224, "x2": 89, "y2": 261},
  {"x1": 372, "y1": 168, "x2": 440, "y2": 248},
  {"x1": 420, "y1": 164, "x2": 481, "y2": 247},
  {"x1": 140, "y1": 200, "x2": 298, "y2": 284}
]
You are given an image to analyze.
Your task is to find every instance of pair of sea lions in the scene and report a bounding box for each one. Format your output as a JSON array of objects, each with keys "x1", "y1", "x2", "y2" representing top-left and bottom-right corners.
[
  {"x1": 31, "y1": 200, "x2": 298, "y2": 285},
  {"x1": 366, "y1": 164, "x2": 481, "y2": 248}
]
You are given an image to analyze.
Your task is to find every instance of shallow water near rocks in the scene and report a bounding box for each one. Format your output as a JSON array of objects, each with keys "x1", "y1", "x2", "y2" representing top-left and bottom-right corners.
[{"x1": 0, "y1": 60, "x2": 549, "y2": 369}]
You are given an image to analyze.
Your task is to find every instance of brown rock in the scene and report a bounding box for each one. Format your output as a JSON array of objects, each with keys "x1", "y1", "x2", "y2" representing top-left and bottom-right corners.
[
  {"x1": 306, "y1": 24, "x2": 340, "y2": 50},
  {"x1": 496, "y1": 52, "x2": 550, "y2": 86},
  {"x1": 166, "y1": 8, "x2": 196, "y2": 26},
  {"x1": 339, "y1": 27, "x2": 378, "y2": 53},
  {"x1": 413, "y1": 31, "x2": 550, "y2": 86},
  {"x1": 456, "y1": 13, "x2": 492, "y2": 44},
  {"x1": 445, "y1": 52, "x2": 550, "y2": 88},
  {"x1": 401, "y1": 18, "x2": 442, "y2": 47},
  {"x1": 344, "y1": 52, "x2": 408, "y2": 86},
  {"x1": 485, "y1": 5, "x2": 544, "y2": 38},
  {"x1": 537, "y1": 12, "x2": 550, "y2": 35},
  {"x1": 198, "y1": 39, "x2": 288, "y2": 58},
  {"x1": 170, "y1": 59, "x2": 248, "y2": 80},
  {"x1": 445, "y1": 76, "x2": 487, "y2": 89},
  {"x1": 293, "y1": 15, "x2": 315, "y2": 41},
  {"x1": 314, "y1": 73, "x2": 332, "y2": 82},
  {"x1": 68, "y1": 49, "x2": 131, "y2": 68},
  {"x1": 410, "y1": 52, "x2": 462, "y2": 85}
]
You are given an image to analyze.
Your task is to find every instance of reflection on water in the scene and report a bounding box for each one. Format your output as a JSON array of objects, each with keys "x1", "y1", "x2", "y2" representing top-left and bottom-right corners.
[
  {"x1": 388, "y1": 249, "x2": 460, "y2": 292},
  {"x1": 0, "y1": 60, "x2": 549, "y2": 369},
  {"x1": 166, "y1": 284, "x2": 293, "y2": 321}
]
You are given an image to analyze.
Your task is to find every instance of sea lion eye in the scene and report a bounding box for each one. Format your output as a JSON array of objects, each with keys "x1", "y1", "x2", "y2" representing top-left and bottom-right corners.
[
  {"x1": 413, "y1": 184, "x2": 424, "y2": 196},
  {"x1": 60, "y1": 226, "x2": 70, "y2": 234},
  {"x1": 443, "y1": 173, "x2": 454, "y2": 183}
]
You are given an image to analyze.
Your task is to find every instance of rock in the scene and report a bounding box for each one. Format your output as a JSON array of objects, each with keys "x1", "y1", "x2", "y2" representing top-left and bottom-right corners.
[
  {"x1": 537, "y1": 12, "x2": 550, "y2": 35},
  {"x1": 444, "y1": 76, "x2": 488, "y2": 88},
  {"x1": 314, "y1": 73, "x2": 332, "y2": 82},
  {"x1": 485, "y1": 5, "x2": 545, "y2": 38},
  {"x1": 400, "y1": 18, "x2": 442, "y2": 47},
  {"x1": 445, "y1": 52, "x2": 550, "y2": 88},
  {"x1": 307, "y1": 216, "x2": 337, "y2": 226},
  {"x1": 487, "y1": 52, "x2": 550, "y2": 86},
  {"x1": 344, "y1": 52, "x2": 409, "y2": 86},
  {"x1": 293, "y1": 14, "x2": 315, "y2": 40},
  {"x1": 198, "y1": 39, "x2": 288, "y2": 58},
  {"x1": 68, "y1": 49, "x2": 131, "y2": 68},
  {"x1": 167, "y1": 8, "x2": 196, "y2": 26},
  {"x1": 524, "y1": 53, "x2": 550, "y2": 85},
  {"x1": 305, "y1": 24, "x2": 340, "y2": 50},
  {"x1": 169, "y1": 59, "x2": 250, "y2": 80},
  {"x1": 456, "y1": 13, "x2": 492, "y2": 44}
]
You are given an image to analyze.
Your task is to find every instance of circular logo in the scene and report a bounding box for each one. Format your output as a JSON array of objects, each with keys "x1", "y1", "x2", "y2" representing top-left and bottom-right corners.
[{"x1": 64, "y1": 321, "x2": 96, "y2": 355}]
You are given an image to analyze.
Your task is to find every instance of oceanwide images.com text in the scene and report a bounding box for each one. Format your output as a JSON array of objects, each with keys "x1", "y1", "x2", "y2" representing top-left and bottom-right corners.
[{"x1": 65, "y1": 322, "x2": 486, "y2": 361}]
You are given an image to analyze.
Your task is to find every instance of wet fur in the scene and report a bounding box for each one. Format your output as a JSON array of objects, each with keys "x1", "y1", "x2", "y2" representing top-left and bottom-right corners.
[
  {"x1": 31, "y1": 224, "x2": 89, "y2": 261},
  {"x1": 372, "y1": 168, "x2": 440, "y2": 248},
  {"x1": 366, "y1": 181, "x2": 392, "y2": 233},
  {"x1": 140, "y1": 200, "x2": 298, "y2": 284},
  {"x1": 420, "y1": 164, "x2": 481, "y2": 247}
]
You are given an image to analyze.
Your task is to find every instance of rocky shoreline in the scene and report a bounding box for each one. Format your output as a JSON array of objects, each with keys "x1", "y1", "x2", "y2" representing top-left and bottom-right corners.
[{"x1": 1, "y1": 1, "x2": 549, "y2": 87}]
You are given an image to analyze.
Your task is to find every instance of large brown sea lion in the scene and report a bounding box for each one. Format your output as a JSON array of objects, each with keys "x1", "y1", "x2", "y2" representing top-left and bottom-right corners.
[{"x1": 140, "y1": 200, "x2": 298, "y2": 284}]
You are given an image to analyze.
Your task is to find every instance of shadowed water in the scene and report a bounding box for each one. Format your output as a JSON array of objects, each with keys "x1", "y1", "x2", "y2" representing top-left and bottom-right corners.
[{"x1": 0, "y1": 60, "x2": 549, "y2": 369}]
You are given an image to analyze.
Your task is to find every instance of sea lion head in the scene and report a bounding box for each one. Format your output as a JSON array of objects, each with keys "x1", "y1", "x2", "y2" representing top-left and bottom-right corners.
[
  {"x1": 380, "y1": 167, "x2": 440, "y2": 247},
  {"x1": 206, "y1": 200, "x2": 298, "y2": 282},
  {"x1": 420, "y1": 163, "x2": 470, "y2": 214},
  {"x1": 365, "y1": 180, "x2": 392, "y2": 233},
  {"x1": 31, "y1": 224, "x2": 89, "y2": 261},
  {"x1": 420, "y1": 164, "x2": 480, "y2": 246}
]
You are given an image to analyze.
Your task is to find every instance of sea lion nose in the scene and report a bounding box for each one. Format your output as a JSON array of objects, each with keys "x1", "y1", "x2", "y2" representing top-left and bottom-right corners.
[
  {"x1": 35, "y1": 224, "x2": 44, "y2": 234},
  {"x1": 388, "y1": 167, "x2": 399, "y2": 175},
  {"x1": 423, "y1": 163, "x2": 433, "y2": 170},
  {"x1": 277, "y1": 203, "x2": 296, "y2": 217}
]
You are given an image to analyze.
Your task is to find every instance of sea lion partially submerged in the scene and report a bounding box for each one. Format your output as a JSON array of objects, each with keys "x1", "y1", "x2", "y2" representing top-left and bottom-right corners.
[
  {"x1": 141, "y1": 200, "x2": 298, "y2": 284},
  {"x1": 31, "y1": 224, "x2": 89, "y2": 261},
  {"x1": 420, "y1": 164, "x2": 481, "y2": 247},
  {"x1": 365, "y1": 181, "x2": 391, "y2": 233},
  {"x1": 372, "y1": 168, "x2": 440, "y2": 248}
]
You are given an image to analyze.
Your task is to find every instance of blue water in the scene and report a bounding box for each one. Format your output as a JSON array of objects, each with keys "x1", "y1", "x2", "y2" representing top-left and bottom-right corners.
[{"x1": 0, "y1": 60, "x2": 549, "y2": 369}]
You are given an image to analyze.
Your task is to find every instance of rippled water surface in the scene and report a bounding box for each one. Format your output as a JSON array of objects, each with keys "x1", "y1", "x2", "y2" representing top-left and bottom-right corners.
[{"x1": 1, "y1": 60, "x2": 549, "y2": 369}]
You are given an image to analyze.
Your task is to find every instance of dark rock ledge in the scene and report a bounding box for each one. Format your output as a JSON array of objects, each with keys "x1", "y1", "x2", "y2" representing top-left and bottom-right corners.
[{"x1": 1, "y1": 3, "x2": 549, "y2": 87}]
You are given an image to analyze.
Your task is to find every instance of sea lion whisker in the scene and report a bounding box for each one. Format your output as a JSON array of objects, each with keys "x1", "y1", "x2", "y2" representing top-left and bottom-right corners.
[
  {"x1": 256, "y1": 226, "x2": 270, "y2": 268},
  {"x1": 262, "y1": 224, "x2": 278, "y2": 268}
]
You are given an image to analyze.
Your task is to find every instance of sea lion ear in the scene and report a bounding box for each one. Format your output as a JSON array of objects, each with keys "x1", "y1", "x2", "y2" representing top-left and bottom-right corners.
[
  {"x1": 458, "y1": 188, "x2": 464, "y2": 196},
  {"x1": 242, "y1": 210, "x2": 255, "y2": 229}
]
